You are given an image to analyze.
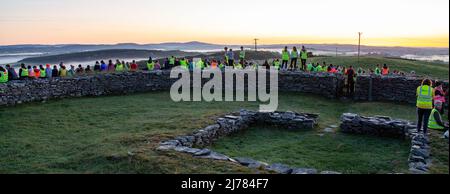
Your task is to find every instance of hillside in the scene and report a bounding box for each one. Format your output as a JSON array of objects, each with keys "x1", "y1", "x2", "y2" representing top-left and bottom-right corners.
[
  {"x1": 2, "y1": 41, "x2": 448, "y2": 60},
  {"x1": 309, "y1": 56, "x2": 449, "y2": 80},
  {"x1": 18, "y1": 49, "x2": 200, "y2": 64}
]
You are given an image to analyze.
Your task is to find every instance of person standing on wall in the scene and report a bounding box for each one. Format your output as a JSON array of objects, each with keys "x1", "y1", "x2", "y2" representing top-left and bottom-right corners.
[
  {"x1": 239, "y1": 46, "x2": 246, "y2": 65},
  {"x1": 300, "y1": 46, "x2": 308, "y2": 71},
  {"x1": 223, "y1": 47, "x2": 229, "y2": 66},
  {"x1": 416, "y1": 79, "x2": 435, "y2": 135},
  {"x1": 290, "y1": 46, "x2": 298, "y2": 71},
  {"x1": 227, "y1": 49, "x2": 234, "y2": 67},
  {"x1": 345, "y1": 66, "x2": 356, "y2": 96},
  {"x1": 281, "y1": 46, "x2": 289, "y2": 70}
]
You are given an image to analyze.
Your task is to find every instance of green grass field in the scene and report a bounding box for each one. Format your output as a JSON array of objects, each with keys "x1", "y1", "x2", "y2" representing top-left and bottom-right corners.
[
  {"x1": 0, "y1": 91, "x2": 448, "y2": 174},
  {"x1": 210, "y1": 127, "x2": 411, "y2": 174},
  {"x1": 309, "y1": 56, "x2": 449, "y2": 80}
]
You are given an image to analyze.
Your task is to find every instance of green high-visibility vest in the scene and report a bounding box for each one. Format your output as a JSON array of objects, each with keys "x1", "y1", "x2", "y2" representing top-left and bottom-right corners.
[
  {"x1": 291, "y1": 50, "x2": 298, "y2": 58},
  {"x1": 180, "y1": 60, "x2": 188, "y2": 69},
  {"x1": 282, "y1": 50, "x2": 290, "y2": 61},
  {"x1": 147, "y1": 62, "x2": 155, "y2": 71},
  {"x1": 116, "y1": 64, "x2": 124, "y2": 71},
  {"x1": 357, "y1": 68, "x2": 363, "y2": 74},
  {"x1": 21, "y1": 67, "x2": 28, "y2": 77},
  {"x1": 40, "y1": 69, "x2": 46, "y2": 78},
  {"x1": 300, "y1": 51, "x2": 308, "y2": 59},
  {"x1": 416, "y1": 85, "x2": 433, "y2": 109},
  {"x1": 307, "y1": 64, "x2": 313, "y2": 71},
  {"x1": 316, "y1": 65, "x2": 323, "y2": 72},
  {"x1": 234, "y1": 64, "x2": 243, "y2": 69},
  {"x1": 0, "y1": 71, "x2": 8, "y2": 83},
  {"x1": 239, "y1": 51, "x2": 246, "y2": 59},
  {"x1": 428, "y1": 109, "x2": 444, "y2": 130},
  {"x1": 274, "y1": 61, "x2": 280, "y2": 69},
  {"x1": 196, "y1": 60, "x2": 204, "y2": 69},
  {"x1": 169, "y1": 57, "x2": 175, "y2": 65},
  {"x1": 375, "y1": 68, "x2": 381, "y2": 75}
]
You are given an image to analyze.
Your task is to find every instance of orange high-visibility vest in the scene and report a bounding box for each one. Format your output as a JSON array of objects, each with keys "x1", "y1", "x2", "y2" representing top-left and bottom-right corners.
[
  {"x1": 382, "y1": 68, "x2": 389, "y2": 75},
  {"x1": 211, "y1": 62, "x2": 218, "y2": 69}
]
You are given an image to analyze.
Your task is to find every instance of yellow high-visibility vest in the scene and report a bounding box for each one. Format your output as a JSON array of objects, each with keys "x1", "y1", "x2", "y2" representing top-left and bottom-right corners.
[
  {"x1": 416, "y1": 85, "x2": 433, "y2": 109},
  {"x1": 428, "y1": 109, "x2": 444, "y2": 130}
]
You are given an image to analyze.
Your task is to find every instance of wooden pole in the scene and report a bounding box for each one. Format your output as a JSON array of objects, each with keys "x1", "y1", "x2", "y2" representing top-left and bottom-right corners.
[{"x1": 358, "y1": 32, "x2": 362, "y2": 65}]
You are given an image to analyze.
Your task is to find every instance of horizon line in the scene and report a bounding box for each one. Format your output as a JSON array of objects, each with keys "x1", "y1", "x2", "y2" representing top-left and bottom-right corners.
[{"x1": 1, "y1": 41, "x2": 449, "y2": 49}]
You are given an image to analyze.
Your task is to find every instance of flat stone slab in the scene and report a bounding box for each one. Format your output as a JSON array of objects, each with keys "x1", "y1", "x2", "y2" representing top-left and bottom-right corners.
[
  {"x1": 196, "y1": 151, "x2": 231, "y2": 161},
  {"x1": 292, "y1": 168, "x2": 318, "y2": 174},
  {"x1": 266, "y1": 163, "x2": 293, "y2": 174},
  {"x1": 323, "y1": 128, "x2": 334, "y2": 133},
  {"x1": 320, "y1": 171, "x2": 342, "y2": 174}
]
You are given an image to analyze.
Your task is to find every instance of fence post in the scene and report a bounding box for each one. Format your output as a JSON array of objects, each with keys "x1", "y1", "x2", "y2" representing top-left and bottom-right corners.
[{"x1": 368, "y1": 76, "x2": 373, "y2": 101}]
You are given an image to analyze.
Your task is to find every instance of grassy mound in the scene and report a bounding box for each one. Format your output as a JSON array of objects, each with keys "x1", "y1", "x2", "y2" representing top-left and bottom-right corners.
[{"x1": 0, "y1": 92, "x2": 447, "y2": 174}]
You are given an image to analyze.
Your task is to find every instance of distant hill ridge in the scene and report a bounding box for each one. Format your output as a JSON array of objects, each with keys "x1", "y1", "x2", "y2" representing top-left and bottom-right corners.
[
  {"x1": 18, "y1": 49, "x2": 281, "y2": 64},
  {"x1": 2, "y1": 41, "x2": 448, "y2": 57}
]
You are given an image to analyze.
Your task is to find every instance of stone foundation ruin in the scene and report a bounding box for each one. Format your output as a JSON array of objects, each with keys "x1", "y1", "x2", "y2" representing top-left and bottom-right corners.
[
  {"x1": 340, "y1": 113, "x2": 432, "y2": 174},
  {"x1": 156, "y1": 109, "x2": 337, "y2": 174}
]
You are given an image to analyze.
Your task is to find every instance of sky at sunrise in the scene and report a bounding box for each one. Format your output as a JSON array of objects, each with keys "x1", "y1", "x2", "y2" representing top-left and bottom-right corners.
[{"x1": 0, "y1": 0, "x2": 449, "y2": 47}]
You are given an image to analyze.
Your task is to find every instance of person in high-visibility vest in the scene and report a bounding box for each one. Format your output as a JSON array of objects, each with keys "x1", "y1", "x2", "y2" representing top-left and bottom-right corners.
[
  {"x1": 196, "y1": 59, "x2": 205, "y2": 70},
  {"x1": 0, "y1": 66, "x2": 8, "y2": 83},
  {"x1": 307, "y1": 63, "x2": 314, "y2": 72},
  {"x1": 382, "y1": 64, "x2": 389, "y2": 75},
  {"x1": 300, "y1": 46, "x2": 308, "y2": 71},
  {"x1": 169, "y1": 56, "x2": 176, "y2": 67},
  {"x1": 234, "y1": 60, "x2": 244, "y2": 70},
  {"x1": 219, "y1": 61, "x2": 225, "y2": 70},
  {"x1": 19, "y1": 63, "x2": 28, "y2": 79},
  {"x1": 281, "y1": 47, "x2": 289, "y2": 70},
  {"x1": 59, "y1": 66, "x2": 67, "y2": 77},
  {"x1": 239, "y1": 46, "x2": 246, "y2": 63},
  {"x1": 374, "y1": 64, "x2": 381, "y2": 75},
  {"x1": 224, "y1": 47, "x2": 229, "y2": 66},
  {"x1": 147, "y1": 59, "x2": 155, "y2": 71},
  {"x1": 428, "y1": 105, "x2": 448, "y2": 131},
  {"x1": 39, "y1": 65, "x2": 46, "y2": 78},
  {"x1": 180, "y1": 58, "x2": 189, "y2": 70},
  {"x1": 290, "y1": 47, "x2": 298, "y2": 71},
  {"x1": 416, "y1": 79, "x2": 435, "y2": 135},
  {"x1": 273, "y1": 59, "x2": 281, "y2": 70},
  {"x1": 115, "y1": 62, "x2": 124, "y2": 72},
  {"x1": 316, "y1": 64, "x2": 323, "y2": 72}
]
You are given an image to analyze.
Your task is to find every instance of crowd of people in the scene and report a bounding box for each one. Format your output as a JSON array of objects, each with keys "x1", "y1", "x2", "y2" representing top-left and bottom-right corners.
[
  {"x1": 0, "y1": 45, "x2": 440, "y2": 93},
  {"x1": 0, "y1": 60, "x2": 141, "y2": 82},
  {"x1": 1, "y1": 46, "x2": 448, "y2": 137}
]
